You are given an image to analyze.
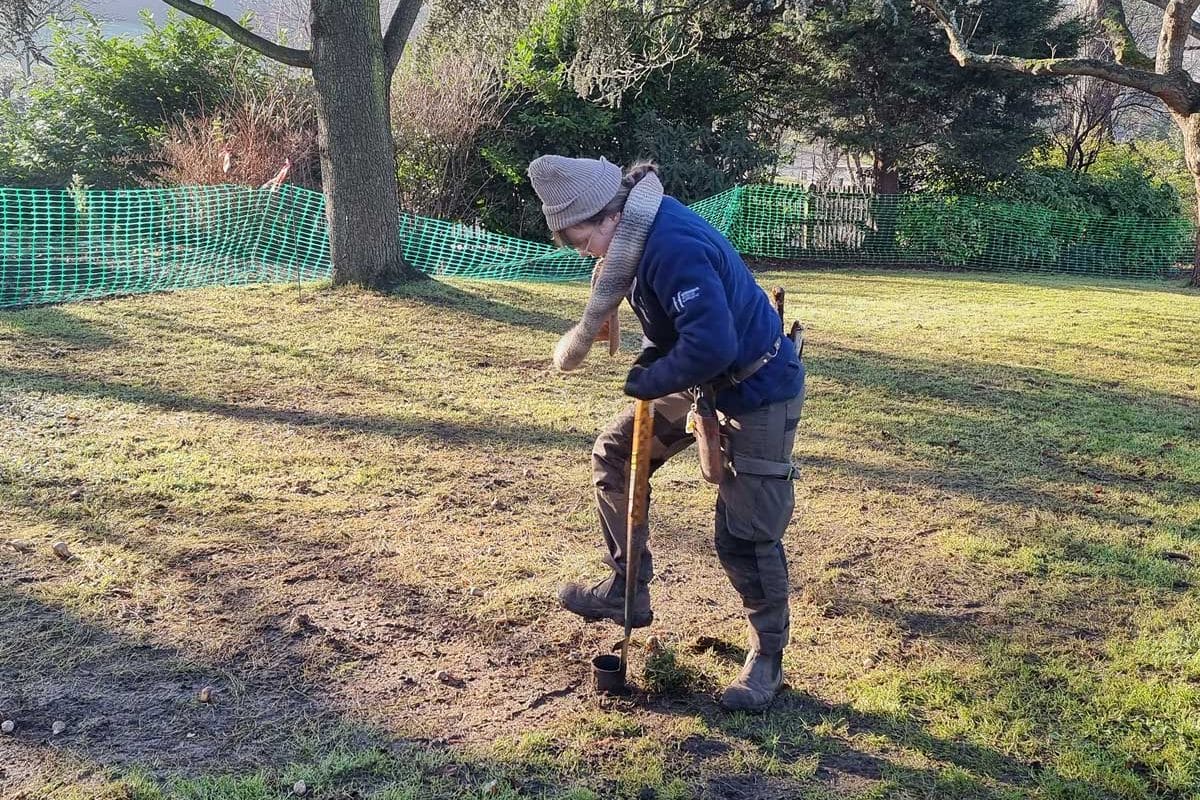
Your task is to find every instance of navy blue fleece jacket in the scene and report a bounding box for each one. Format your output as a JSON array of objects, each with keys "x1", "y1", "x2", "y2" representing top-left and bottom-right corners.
[{"x1": 624, "y1": 196, "x2": 804, "y2": 415}]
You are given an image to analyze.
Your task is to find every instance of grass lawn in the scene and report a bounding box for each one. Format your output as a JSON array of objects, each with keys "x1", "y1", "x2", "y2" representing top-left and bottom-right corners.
[{"x1": 1, "y1": 269, "x2": 1198, "y2": 800}]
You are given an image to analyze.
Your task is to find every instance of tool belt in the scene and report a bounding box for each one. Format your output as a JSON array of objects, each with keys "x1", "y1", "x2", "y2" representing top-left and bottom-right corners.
[
  {"x1": 729, "y1": 453, "x2": 798, "y2": 480},
  {"x1": 708, "y1": 337, "x2": 781, "y2": 393},
  {"x1": 686, "y1": 337, "x2": 791, "y2": 485},
  {"x1": 686, "y1": 385, "x2": 724, "y2": 484},
  {"x1": 686, "y1": 336, "x2": 805, "y2": 484}
]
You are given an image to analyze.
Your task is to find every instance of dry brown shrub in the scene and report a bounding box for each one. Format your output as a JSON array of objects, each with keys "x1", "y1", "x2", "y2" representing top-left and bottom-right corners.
[{"x1": 152, "y1": 77, "x2": 319, "y2": 189}]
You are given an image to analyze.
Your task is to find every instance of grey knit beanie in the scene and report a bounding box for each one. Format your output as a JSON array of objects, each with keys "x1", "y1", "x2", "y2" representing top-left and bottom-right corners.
[{"x1": 527, "y1": 155, "x2": 623, "y2": 231}]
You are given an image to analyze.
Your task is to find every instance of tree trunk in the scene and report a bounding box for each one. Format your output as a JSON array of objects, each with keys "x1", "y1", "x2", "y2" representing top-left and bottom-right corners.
[
  {"x1": 868, "y1": 152, "x2": 900, "y2": 262},
  {"x1": 872, "y1": 152, "x2": 900, "y2": 195},
  {"x1": 1174, "y1": 112, "x2": 1200, "y2": 287},
  {"x1": 310, "y1": 0, "x2": 422, "y2": 288},
  {"x1": 1192, "y1": 200, "x2": 1200, "y2": 288}
]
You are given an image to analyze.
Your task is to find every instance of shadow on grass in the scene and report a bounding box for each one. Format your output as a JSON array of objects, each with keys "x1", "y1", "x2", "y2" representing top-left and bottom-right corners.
[
  {"x1": 808, "y1": 340, "x2": 1199, "y2": 509},
  {"x1": 0, "y1": 585, "x2": 570, "y2": 799},
  {"x1": 755, "y1": 265, "x2": 1200, "y2": 298},
  {"x1": 0, "y1": 444, "x2": 596, "y2": 794},
  {"x1": 0, "y1": 305, "x2": 122, "y2": 350},
  {"x1": 0, "y1": 570, "x2": 1112, "y2": 800},
  {"x1": 0, "y1": 365, "x2": 593, "y2": 451},
  {"x1": 389, "y1": 279, "x2": 579, "y2": 336},
  {"x1": 801, "y1": 342, "x2": 1199, "y2": 595},
  {"x1": 703, "y1": 687, "x2": 1117, "y2": 800},
  {"x1": 2, "y1": 277, "x2": 1195, "y2": 798}
]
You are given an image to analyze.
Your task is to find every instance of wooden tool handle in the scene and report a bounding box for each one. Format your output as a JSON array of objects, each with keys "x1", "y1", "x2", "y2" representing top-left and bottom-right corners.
[
  {"x1": 621, "y1": 398, "x2": 655, "y2": 671},
  {"x1": 628, "y1": 399, "x2": 653, "y2": 526}
]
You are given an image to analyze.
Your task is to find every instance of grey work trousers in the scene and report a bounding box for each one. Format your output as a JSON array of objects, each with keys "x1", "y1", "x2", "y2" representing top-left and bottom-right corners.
[{"x1": 591, "y1": 389, "x2": 804, "y2": 654}]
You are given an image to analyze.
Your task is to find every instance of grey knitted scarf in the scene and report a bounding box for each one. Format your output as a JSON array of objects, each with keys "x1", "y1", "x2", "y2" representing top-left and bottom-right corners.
[{"x1": 553, "y1": 172, "x2": 664, "y2": 371}]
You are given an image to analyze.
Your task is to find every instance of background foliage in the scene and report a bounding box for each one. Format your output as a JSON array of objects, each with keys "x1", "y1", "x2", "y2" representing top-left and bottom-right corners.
[{"x1": 0, "y1": 11, "x2": 275, "y2": 187}]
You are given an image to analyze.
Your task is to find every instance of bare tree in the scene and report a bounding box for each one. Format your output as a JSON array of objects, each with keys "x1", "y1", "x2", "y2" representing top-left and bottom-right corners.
[
  {"x1": 1055, "y1": 0, "x2": 1123, "y2": 169},
  {"x1": 1051, "y1": 0, "x2": 1167, "y2": 170},
  {"x1": 568, "y1": 3, "x2": 704, "y2": 105},
  {"x1": 260, "y1": 0, "x2": 313, "y2": 47},
  {"x1": 161, "y1": 0, "x2": 426, "y2": 289},
  {"x1": 390, "y1": 4, "x2": 526, "y2": 221},
  {"x1": 550, "y1": 0, "x2": 797, "y2": 107},
  {"x1": 1056, "y1": 77, "x2": 1118, "y2": 170},
  {"x1": 0, "y1": 0, "x2": 80, "y2": 76},
  {"x1": 1055, "y1": 68, "x2": 1167, "y2": 170},
  {"x1": 917, "y1": 0, "x2": 1200, "y2": 285}
]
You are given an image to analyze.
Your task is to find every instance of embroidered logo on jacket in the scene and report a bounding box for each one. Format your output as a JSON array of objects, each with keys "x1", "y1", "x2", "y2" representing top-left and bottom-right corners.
[{"x1": 672, "y1": 287, "x2": 701, "y2": 313}]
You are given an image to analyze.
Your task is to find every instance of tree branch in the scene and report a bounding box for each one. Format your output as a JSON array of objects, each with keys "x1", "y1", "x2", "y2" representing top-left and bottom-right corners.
[
  {"x1": 383, "y1": 0, "x2": 424, "y2": 79},
  {"x1": 916, "y1": 0, "x2": 1200, "y2": 111},
  {"x1": 1139, "y1": 0, "x2": 1200, "y2": 42},
  {"x1": 1151, "y1": 0, "x2": 1200, "y2": 73},
  {"x1": 159, "y1": 0, "x2": 311, "y2": 68}
]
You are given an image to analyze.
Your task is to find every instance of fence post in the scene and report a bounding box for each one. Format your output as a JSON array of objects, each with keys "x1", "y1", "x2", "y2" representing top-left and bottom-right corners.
[{"x1": 803, "y1": 183, "x2": 815, "y2": 251}]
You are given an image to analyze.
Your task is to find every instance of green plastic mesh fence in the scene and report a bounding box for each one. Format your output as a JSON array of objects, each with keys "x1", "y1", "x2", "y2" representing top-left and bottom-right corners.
[
  {"x1": 0, "y1": 184, "x2": 593, "y2": 308},
  {"x1": 0, "y1": 181, "x2": 1193, "y2": 309},
  {"x1": 720, "y1": 184, "x2": 1196, "y2": 277}
]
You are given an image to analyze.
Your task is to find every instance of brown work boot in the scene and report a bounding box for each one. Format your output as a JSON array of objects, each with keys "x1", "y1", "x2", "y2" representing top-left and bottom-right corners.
[
  {"x1": 558, "y1": 574, "x2": 652, "y2": 628},
  {"x1": 719, "y1": 649, "x2": 783, "y2": 712}
]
